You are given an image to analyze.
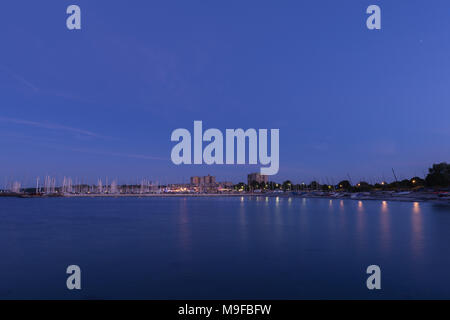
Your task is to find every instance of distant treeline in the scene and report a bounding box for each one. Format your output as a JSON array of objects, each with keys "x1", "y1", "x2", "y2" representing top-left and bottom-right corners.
[{"x1": 243, "y1": 162, "x2": 450, "y2": 192}]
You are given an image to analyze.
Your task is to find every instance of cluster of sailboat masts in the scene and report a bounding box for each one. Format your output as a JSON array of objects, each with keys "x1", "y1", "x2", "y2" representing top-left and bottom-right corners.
[{"x1": 5, "y1": 176, "x2": 162, "y2": 194}]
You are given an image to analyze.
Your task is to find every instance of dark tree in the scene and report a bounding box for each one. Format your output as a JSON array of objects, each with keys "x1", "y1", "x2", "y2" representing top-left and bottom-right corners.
[
  {"x1": 398, "y1": 179, "x2": 412, "y2": 188},
  {"x1": 282, "y1": 180, "x2": 292, "y2": 191},
  {"x1": 268, "y1": 181, "x2": 280, "y2": 190},
  {"x1": 356, "y1": 181, "x2": 372, "y2": 192},
  {"x1": 410, "y1": 176, "x2": 425, "y2": 186},
  {"x1": 337, "y1": 180, "x2": 352, "y2": 191},
  {"x1": 425, "y1": 163, "x2": 450, "y2": 187},
  {"x1": 250, "y1": 180, "x2": 261, "y2": 190},
  {"x1": 234, "y1": 182, "x2": 248, "y2": 191},
  {"x1": 308, "y1": 181, "x2": 320, "y2": 190}
]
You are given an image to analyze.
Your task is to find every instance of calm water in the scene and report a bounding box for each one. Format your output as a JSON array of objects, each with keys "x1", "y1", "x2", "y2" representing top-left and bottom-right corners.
[{"x1": 1, "y1": 196, "x2": 450, "y2": 299}]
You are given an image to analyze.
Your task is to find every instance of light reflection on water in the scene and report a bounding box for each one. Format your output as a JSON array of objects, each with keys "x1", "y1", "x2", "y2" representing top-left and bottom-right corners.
[
  {"x1": 354, "y1": 200, "x2": 366, "y2": 253},
  {"x1": 380, "y1": 201, "x2": 390, "y2": 252},
  {"x1": 239, "y1": 196, "x2": 247, "y2": 245},
  {"x1": 411, "y1": 202, "x2": 423, "y2": 259},
  {"x1": 357, "y1": 200, "x2": 364, "y2": 211},
  {"x1": 381, "y1": 201, "x2": 388, "y2": 213},
  {"x1": 178, "y1": 197, "x2": 191, "y2": 255},
  {"x1": 338, "y1": 199, "x2": 346, "y2": 232}
]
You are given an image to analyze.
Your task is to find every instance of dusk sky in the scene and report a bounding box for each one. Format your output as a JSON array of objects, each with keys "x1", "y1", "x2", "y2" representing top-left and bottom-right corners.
[{"x1": 1, "y1": 1, "x2": 449, "y2": 185}]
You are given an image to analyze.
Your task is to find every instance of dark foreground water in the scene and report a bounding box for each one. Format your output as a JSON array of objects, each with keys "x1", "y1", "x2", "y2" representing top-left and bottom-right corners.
[{"x1": 1, "y1": 196, "x2": 450, "y2": 299}]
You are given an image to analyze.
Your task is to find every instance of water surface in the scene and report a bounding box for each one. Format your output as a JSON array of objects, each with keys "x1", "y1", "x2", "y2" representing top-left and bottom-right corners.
[{"x1": 0, "y1": 196, "x2": 449, "y2": 299}]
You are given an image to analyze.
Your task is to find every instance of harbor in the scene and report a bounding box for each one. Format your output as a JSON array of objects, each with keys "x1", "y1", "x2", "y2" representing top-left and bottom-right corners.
[{"x1": 1, "y1": 164, "x2": 449, "y2": 204}]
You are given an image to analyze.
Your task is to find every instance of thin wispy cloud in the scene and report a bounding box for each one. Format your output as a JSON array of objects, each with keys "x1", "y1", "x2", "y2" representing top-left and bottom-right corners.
[
  {"x1": 66, "y1": 147, "x2": 168, "y2": 161},
  {"x1": 11, "y1": 73, "x2": 39, "y2": 93},
  {"x1": 0, "y1": 116, "x2": 109, "y2": 139},
  {"x1": 0, "y1": 130, "x2": 167, "y2": 161},
  {"x1": 0, "y1": 65, "x2": 39, "y2": 93},
  {"x1": 1, "y1": 65, "x2": 94, "y2": 104},
  {"x1": 34, "y1": 141, "x2": 167, "y2": 161}
]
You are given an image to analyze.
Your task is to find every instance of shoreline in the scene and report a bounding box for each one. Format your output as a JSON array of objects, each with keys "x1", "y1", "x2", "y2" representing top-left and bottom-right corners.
[{"x1": 3, "y1": 191, "x2": 449, "y2": 205}]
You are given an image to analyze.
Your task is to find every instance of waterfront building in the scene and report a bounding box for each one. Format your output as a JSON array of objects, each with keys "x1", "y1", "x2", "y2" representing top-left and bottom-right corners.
[
  {"x1": 190, "y1": 175, "x2": 216, "y2": 186},
  {"x1": 248, "y1": 173, "x2": 268, "y2": 186},
  {"x1": 203, "y1": 174, "x2": 215, "y2": 185}
]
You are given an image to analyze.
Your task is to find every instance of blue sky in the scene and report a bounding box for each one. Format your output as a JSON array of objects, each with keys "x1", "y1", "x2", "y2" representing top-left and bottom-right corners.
[{"x1": 0, "y1": 1, "x2": 449, "y2": 185}]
